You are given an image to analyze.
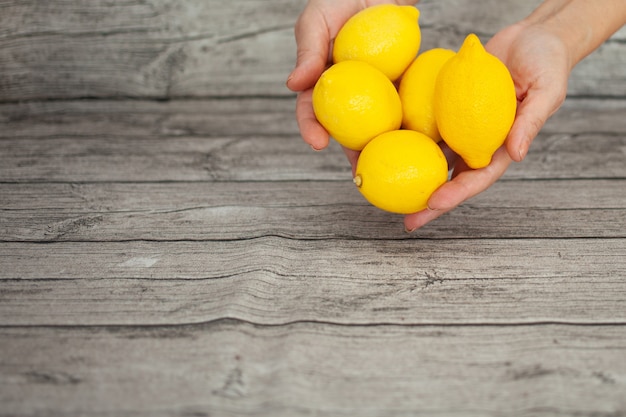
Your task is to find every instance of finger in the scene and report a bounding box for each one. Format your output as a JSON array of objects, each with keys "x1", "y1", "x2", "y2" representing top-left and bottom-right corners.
[
  {"x1": 429, "y1": 146, "x2": 512, "y2": 210},
  {"x1": 404, "y1": 146, "x2": 512, "y2": 231},
  {"x1": 295, "y1": 89, "x2": 330, "y2": 150},
  {"x1": 507, "y1": 85, "x2": 565, "y2": 162},
  {"x1": 286, "y1": 6, "x2": 331, "y2": 92},
  {"x1": 342, "y1": 147, "x2": 360, "y2": 176},
  {"x1": 403, "y1": 206, "x2": 447, "y2": 233}
]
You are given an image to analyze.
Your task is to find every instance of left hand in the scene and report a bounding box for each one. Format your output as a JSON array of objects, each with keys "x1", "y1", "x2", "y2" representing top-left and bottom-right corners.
[{"x1": 404, "y1": 22, "x2": 571, "y2": 231}]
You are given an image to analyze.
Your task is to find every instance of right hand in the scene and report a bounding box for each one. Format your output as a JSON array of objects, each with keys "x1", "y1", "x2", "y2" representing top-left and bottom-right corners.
[{"x1": 286, "y1": 0, "x2": 419, "y2": 151}]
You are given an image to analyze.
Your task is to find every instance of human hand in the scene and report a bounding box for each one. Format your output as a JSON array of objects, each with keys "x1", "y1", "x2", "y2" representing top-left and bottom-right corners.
[
  {"x1": 288, "y1": 2, "x2": 572, "y2": 232},
  {"x1": 404, "y1": 22, "x2": 571, "y2": 231},
  {"x1": 286, "y1": 0, "x2": 418, "y2": 150}
]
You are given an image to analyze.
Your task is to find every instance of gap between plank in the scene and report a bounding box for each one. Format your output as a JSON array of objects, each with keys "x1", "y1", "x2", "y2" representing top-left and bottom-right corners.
[{"x1": 1, "y1": 317, "x2": 625, "y2": 331}]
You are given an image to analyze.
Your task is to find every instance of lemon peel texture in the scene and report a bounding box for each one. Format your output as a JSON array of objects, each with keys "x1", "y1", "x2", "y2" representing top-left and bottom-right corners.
[
  {"x1": 312, "y1": 60, "x2": 402, "y2": 151},
  {"x1": 333, "y1": 5, "x2": 421, "y2": 81},
  {"x1": 354, "y1": 130, "x2": 448, "y2": 214},
  {"x1": 435, "y1": 33, "x2": 517, "y2": 169},
  {"x1": 399, "y1": 48, "x2": 455, "y2": 142}
]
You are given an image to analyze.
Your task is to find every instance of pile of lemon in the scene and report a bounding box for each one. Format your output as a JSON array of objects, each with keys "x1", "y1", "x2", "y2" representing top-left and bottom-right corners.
[{"x1": 312, "y1": 5, "x2": 517, "y2": 214}]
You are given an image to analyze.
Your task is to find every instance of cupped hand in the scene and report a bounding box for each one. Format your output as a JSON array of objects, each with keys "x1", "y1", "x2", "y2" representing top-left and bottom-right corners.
[
  {"x1": 286, "y1": 0, "x2": 418, "y2": 150},
  {"x1": 288, "y1": 3, "x2": 572, "y2": 231},
  {"x1": 404, "y1": 22, "x2": 572, "y2": 231}
]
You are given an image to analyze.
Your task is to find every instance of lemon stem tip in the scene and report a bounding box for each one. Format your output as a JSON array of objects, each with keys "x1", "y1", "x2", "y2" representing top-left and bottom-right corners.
[
  {"x1": 460, "y1": 33, "x2": 484, "y2": 54},
  {"x1": 353, "y1": 175, "x2": 362, "y2": 188}
]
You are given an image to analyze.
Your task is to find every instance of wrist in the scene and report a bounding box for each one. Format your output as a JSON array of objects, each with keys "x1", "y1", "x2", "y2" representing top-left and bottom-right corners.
[{"x1": 522, "y1": 0, "x2": 626, "y2": 69}]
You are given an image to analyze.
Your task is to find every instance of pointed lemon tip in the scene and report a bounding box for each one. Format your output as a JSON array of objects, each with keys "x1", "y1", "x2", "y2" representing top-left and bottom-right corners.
[
  {"x1": 464, "y1": 33, "x2": 481, "y2": 46},
  {"x1": 459, "y1": 33, "x2": 484, "y2": 55},
  {"x1": 353, "y1": 175, "x2": 363, "y2": 188},
  {"x1": 465, "y1": 156, "x2": 491, "y2": 170}
]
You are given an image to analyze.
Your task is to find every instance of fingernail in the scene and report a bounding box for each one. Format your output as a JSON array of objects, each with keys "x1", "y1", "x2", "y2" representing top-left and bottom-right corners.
[
  {"x1": 405, "y1": 225, "x2": 417, "y2": 233},
  {"x1": 518, "y1": 143, "x2": 528, "y2": 161},
  {"x1": 286, "y1": 70, "x2": 296, "y2": 86}
]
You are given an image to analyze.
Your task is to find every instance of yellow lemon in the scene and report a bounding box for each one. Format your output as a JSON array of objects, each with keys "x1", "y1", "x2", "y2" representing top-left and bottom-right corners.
[
  {"x1": 354, "y1": 130, "x2": 448, "y2": 214},
  {"x1": 332, "y1": 4, "x2": 421, "y2": 81},
  {"x1": 312, "y1": 60, "x2": 402, "y2": 151},
  {"x1": 434, "y1": 33, "x2": 517, "y2": 169},
  {"x1": 398, "y1": 48, "x2": 455, "y2": 142}
]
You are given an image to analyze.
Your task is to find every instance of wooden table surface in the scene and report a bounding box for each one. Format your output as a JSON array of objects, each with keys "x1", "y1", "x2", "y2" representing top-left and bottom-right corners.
[{"x1": 1, "y1": 1, "x2": 625, "y2": 416}]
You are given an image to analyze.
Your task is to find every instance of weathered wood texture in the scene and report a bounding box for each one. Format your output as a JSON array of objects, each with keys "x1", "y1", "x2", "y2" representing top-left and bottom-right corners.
[
  {"x1": 1, "y1": 323, "x2": 625, "y2": 417},
  {"x1": 1, "y1": 0, "x2": 625, "y2": 101},
  {"x1": 2, "y1": 238, "x2": 626, "y2": 326},
  {"x1": 1, "y1": 98, "x2": 625, "y2": 182},
  {"x1": 1, "y1": 180, "x2": 626, "y2": 241},
  {"x1": 1, "y1": 1, "x2": 626, "y2": 416}
]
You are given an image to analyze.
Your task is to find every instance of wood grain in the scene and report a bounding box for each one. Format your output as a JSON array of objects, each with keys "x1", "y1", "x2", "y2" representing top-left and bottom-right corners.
[
  {"x1": 1, "y1": 322, "x2": 625, "y2": 417},
  {"x1": 1, "y1": 99, "x2": 625, "y2": 182},
  {"x1": 1, "y1": 237, "x2": 626, "y2": 326},
  {"x1": 1, "y1": 0, "x2": 625, "y2": 101},
  {"x1": 1, "y1": 180, "x2": 625, "y2": 241},
  {"x1": 1, "y1": 1, "x2": 625, "y2": 415},
  {"x1": 0, "y1": 0, "x2": 303, "y2": 100}
]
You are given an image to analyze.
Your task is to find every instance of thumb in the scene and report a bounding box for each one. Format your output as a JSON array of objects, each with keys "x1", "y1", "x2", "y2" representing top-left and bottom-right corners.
[
  {"x1": 286, "y1": 7, "x2": 331, "y2": 92},
  {"x1": 507, "y1": 86, "x2": 566, "y2": 162}
]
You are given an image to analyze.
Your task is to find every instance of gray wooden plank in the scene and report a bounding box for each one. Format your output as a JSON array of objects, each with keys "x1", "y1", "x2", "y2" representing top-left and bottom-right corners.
[
  {"x1": 1, "y1": 322, "x2": 625, "y2": 417},
  {"x1": 1, "y1": 1, "x2": 624, "y2": 414},
  {"x1": 0, "y1": 98, "x2": 300, "y2": 140},
  {"x1": 1, "y1": 180, "x2": 625, "y2": 241},
  {"x1": 3, "y1": 132, "x2": 624, "y2": 182},
  {"x1": 2, "y1": 98, "x2": 626, "y2": 141},
  {"x1": 0, "y1": 97, "x2": 626, "y2": 139},
  {"x1": 1, "y1": 0, "x2": 625, "y2": 100},
  {"x1": 0, "y1": 0, "x2": 303, "y2": 100},
  {"x1": 1, "y1": 99, "x2": 625, "y2": 182},
  {"x1": 1, "y1": 238, "x2": 625, "y2": 326}
]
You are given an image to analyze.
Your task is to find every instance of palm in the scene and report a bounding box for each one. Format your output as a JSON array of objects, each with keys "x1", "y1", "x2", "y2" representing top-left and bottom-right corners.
[
  {"x1": 403, "y1": 25, "x2": 571, "y2": 231},
  {"x1": 488, "y1": 23, "x2": 570, "y2": 160}
]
